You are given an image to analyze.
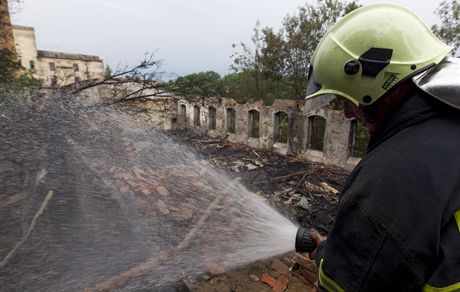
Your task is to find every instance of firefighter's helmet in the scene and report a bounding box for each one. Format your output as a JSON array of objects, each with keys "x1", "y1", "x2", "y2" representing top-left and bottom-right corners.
[{"x1": 306, "y1": 3, "x2": 452, "y2": 106}]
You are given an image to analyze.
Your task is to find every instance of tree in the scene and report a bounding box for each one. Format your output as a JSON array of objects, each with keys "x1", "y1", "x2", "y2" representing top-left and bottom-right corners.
[
  {"x1": 231, "y1": 20, "x2": 264, "y2": 101},
  {"x1": 104, "y1": 65, "x2": 113, "y2": 79},
  {"x1": 282, "y1": 0, "x2": 360, "y2": 99},
  {"x1": 71, "y1": 53, "x2": 173, "y2": 104},
  {"x1": 230, "y1": 0, "x2": 360, "y2": 103},
  {"x1": 432, "y1": 0, "x2": 460, "y2": 56},
  {"x1": 160, "y1": 71, "x2": 226, "y2": 101},
  {"x1": 260, "y1": 27, "x2": 286, "y2": 99}
]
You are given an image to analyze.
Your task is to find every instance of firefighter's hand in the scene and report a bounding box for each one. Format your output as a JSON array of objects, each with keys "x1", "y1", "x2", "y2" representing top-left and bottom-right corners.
[{"x1": 307, "y1": 229, "x2": 327, "y2": 260}]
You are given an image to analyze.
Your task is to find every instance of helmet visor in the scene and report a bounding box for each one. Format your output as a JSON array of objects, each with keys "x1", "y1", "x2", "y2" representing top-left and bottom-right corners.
[
  {"x1": 306, "y1": 64, "x2": 322, "y2": 96},
  {"x1": 304, "y1": 64, "x2": 334, "y2": 112}
]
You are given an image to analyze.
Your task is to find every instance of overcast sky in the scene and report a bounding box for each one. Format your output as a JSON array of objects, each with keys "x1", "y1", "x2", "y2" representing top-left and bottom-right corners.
[{"x1": 13, "y1": 0, "x2": 442, "y2": 79}]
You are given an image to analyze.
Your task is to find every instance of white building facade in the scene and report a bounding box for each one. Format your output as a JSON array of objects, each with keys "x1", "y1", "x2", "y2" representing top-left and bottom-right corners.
[{"x1": 12, "y1": 25, "x2": 104, "y2": 87}]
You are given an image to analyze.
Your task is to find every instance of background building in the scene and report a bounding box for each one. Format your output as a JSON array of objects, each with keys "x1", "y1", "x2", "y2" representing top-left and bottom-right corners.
[{"x1": 12, "y1": 25, "x2": 104, "y2": 87}]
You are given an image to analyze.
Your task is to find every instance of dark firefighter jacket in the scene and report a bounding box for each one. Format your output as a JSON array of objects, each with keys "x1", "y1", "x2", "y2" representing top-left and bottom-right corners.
[{"x1": 315, "y1": 89, "x2": 460, "y2": 292}]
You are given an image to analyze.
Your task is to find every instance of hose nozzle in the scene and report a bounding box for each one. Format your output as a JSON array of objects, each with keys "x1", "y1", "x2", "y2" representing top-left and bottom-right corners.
[{"x1": 295, "y1": 227, "x2": 317, "y2": 253}]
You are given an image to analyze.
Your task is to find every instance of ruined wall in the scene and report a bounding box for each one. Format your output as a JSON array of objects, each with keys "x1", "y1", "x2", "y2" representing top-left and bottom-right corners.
[
  {"x1": 177, "y1": 97, "x2": 361, "y2": 171},
  {"x1": 75, "y1": 83, "x2": 361, "y2": 170}
]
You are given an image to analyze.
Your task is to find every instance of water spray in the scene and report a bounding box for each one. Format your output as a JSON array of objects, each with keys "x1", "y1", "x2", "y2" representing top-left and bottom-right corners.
[{"x1": 0, "y1": 93, "x2": 319, "y2": 291}]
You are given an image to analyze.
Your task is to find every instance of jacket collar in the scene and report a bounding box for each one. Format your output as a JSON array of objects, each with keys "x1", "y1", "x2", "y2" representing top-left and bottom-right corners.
[{"x1": 367, "y1": 90, "x2": 439, "y2": 152}]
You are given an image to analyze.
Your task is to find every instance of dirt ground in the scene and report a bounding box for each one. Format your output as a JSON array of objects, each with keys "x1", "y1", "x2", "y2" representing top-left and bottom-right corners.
[{"x1": 170, "y1": 131, "x2": 349, "y2": 292}]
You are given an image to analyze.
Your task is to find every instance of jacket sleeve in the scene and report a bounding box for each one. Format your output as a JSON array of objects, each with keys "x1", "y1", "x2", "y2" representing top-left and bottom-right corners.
[{"x1": 315, "y1": 191, "x2": 427, "y2": 291}]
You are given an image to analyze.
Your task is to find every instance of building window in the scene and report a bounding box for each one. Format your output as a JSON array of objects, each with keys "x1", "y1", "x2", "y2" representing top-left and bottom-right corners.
[
  {"x1": 308, "y1": 115, "x2": 326, "y2": 151},
  {"x1": 179, "y1": 104, "x2": 186, "y2": 119},
  {"x1": 29, "y1": 60, "x2": 35, "y2": 70},
  {"x1": 226, "y1": 108, "x2": 236, "y2": 133},
  {"x1": 193, "y1": 106, "x2": 200, "y2": 126},
  {"x1": 349, "y1": 120, "x2": 369, "y2": 157},
  {"x1": 208, "y1": 106, "x2": 217, "y2": 130},
  {"x1": 73, "y1": 63, "x2": 79, "y2": 72},
  {"x1": 274, "y1": 111, "x2": 289, "y2": 144},
  {"x1": 51, "y1": 76, "x2": 58, "y2": 88},
  {"x1": 49, "y1": 62, "x2": 55, "y2": 71},
  {"x1": 248, "y1": 109, "x2": 260, "y2": 138}
]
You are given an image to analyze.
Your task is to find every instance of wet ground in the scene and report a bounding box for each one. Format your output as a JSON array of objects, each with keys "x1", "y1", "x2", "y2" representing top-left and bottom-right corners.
[
  {"x1": 0, "y1": 98, "x2": 348, "y2": 292},
  {"x1": 168, "y1": 131, "x2": 349, "y2": 292}
]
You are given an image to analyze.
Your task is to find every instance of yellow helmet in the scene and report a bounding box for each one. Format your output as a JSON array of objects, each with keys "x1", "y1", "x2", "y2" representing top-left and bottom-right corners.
[{"x1": 306, "y1": 3, "x2": 452, "y2": 106}]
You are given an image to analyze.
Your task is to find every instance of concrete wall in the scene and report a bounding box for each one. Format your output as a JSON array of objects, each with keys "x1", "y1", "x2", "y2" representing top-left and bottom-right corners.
[
  {"x1": 12, "y1": 25, "x2": 104, "y2": 87},
  {"x1": 177, "y1": 97, "x2": 361, "y2": 171}
]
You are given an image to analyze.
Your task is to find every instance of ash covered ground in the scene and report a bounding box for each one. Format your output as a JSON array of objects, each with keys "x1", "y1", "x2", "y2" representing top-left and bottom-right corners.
[{"x1": 168, "y1": 130, "x2": 348, "y2": 292}]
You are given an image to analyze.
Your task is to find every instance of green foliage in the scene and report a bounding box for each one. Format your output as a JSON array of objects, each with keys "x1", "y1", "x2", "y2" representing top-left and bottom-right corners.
[
  {"x1": 230, "y1": 0, "x2": 361, "y2": 104},
  {"x1": 0, "y1": 49, "x2": 40, "y2": 92},
  {"x1": 0, "y1": 49, "x2": 20, "y2": 85},
  {"x1": 161, "y1": 71, "x2": 225, "y2": 101},
  {"x1": 104, "y1": 65, "x2": 113, "y2": 79},
  {"x1": 309, "y1": 116, "x2": 326, "y2": 151},
  {"x1": 432, "y1": 0, "x2": 460, "y2": 56},
  {"x1": 350, "y1": 120, "x2": 369, "y2": 157},
  {"x1": 275, "y1": 112, "x2": 289, "y2": 143}
]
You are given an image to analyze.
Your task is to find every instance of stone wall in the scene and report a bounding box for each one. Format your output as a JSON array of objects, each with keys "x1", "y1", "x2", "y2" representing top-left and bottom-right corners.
[
  {"x1": 75, "y1": 84, "x2": 362, "y2": 171},
  {"x1": 177, "y1": 97, "x2": 361, "y2": 171}
]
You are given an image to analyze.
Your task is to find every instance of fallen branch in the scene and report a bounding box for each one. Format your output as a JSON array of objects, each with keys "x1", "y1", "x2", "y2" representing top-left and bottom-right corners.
[
  {"x1": 85, "y1": 178, "x2": 241, "y2": 292},
  {"x1": 251, "y1": 149, "x2": 261, "y2": 159},
  {"x1": 0, "y1": 190, "x2": 54, "y2": 269},
  {"x1": 0, "y1": 191, "x2": 28, "y2": 208},
  {"x1": 270, "y1": 170, "x2": 310, "y2": 181},
  {"x1": 295, "y1": 173, "x2": 309, "y2": 192}
]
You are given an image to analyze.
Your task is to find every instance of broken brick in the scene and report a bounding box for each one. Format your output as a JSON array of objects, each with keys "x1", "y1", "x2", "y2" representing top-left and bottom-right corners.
[
  {"x1": 273, "y1": 276, "x2": 289, "y2": 292},
  {"x1": 168, "y1": 206, "x2": 179, "y2": 212},
  {"x1": 140, "y1": 187, "x2": 152, "y2": 196},
  {"x1": 156, "y1": 199, "x2": 170, "y2": 215},
  {"x1": 179, "y1": 203, "x2": 193, "y2": 220},
  {"x1": 271, "y1": 259, "x2": 290, "y2": 276},
  {"x1": 295, "y1": 255, "x2": 317, "y2": 273},
  {"x1": 249, "y1": 274, "x2": 259, "y2": 282},
  {"x1": 261, "y1": 273, "x2": 276, "y2": 287},
  {"x1": 156, "y1": 185, "x2": 170, "y2": 197},
  {"x1": 301, "y1": 269, "x2": 317, "y2": 284},
  {"x1": 261, "y1": 274, "x2": 289, "y2": 292},
  {"x1": 119, "y1": 184, "x2": 130, "y2": 193}
]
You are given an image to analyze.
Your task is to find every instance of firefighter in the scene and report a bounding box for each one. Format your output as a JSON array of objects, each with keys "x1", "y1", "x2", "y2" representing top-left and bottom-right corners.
[{"x1": 304, "y1": 3, "x2": 460, "y2": 291}]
